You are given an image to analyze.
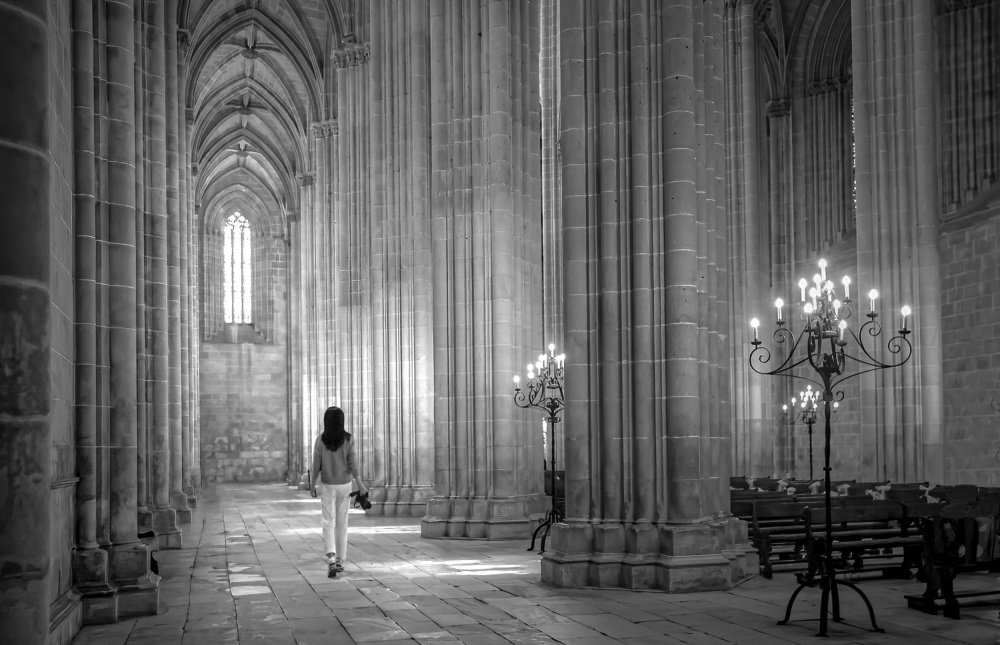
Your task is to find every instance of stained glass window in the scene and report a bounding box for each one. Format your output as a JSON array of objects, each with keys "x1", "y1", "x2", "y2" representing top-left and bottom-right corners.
[{"x1": 224, "y1": 212, "x2": 252, "y2": 324}]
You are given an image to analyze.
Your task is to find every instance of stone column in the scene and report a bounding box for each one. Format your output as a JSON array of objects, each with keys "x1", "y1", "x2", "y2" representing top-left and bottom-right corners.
[
  {"x1": 145, "y1": 0, "x2": 181, "y2": 548},
  {"x1": 104, "y1": 0, "x2": 159, "y2": 613},
  {"x1": 70, "y1": 0, "x2": 116, "y2": 616},
  {"x1": 164, "y1": 0, "x2": 191, "y2": 522},
  {"x1": 0, "y1": 3, "x2": 52, "y2": 640},
  {"x1": 177, "y1": 30, "x2": 193, "y2": 501},
  {"x1": 765, "y1": 97, "x2": 792, "y2": 475},
  {"x1": 134, "y1": 4, "x2": 150, "y2": 528},
  {"x1": 542, "y1": 0, "x2": 751, "y2": 592},
  {"x1": 852, "y1": 0, "x2": 944, "y2": 483},
  {"x1": 420, "y1": 0, "x2": 546, "y2": 539},
  {"x1": 346, "y1": 8, "x2": 435, "y2": 518}
]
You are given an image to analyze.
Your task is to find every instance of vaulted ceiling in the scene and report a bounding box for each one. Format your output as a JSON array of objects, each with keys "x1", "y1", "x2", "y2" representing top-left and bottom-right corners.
[{"x1": 180, "y1": 0, "x2": 362, "y2": 235}]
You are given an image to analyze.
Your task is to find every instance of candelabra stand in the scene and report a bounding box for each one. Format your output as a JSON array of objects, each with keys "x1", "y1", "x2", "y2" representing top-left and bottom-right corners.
[
  {"x1": 783, "y1": 387, "x2": 837, "y2": 481},
  {"x1": 750, "y1": 261, "x2": 913, "y2": 637},
  {"x1": 514, "y1": 344, "x2": 565, "y2": 553}
]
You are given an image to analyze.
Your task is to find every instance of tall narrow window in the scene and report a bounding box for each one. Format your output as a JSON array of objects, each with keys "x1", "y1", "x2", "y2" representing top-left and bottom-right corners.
[{"x1": 224, "y1": 212, "x2": 252, "y2": 324}]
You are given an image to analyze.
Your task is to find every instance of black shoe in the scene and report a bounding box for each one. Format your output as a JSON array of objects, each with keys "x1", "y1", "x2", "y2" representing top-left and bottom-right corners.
[{"x1": 328, "y1": 562, "x2": 337, "y2": 578}]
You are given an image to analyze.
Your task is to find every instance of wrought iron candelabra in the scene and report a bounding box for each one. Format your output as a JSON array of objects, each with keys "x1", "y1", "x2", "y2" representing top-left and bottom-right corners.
[
  {"x1": 514, "y1": 344, "x2": 565, "y2": 553},
  {"x1": 749, "y1": 259, "x2": 913, "y2": 637},
  {"x1": 783, "y1": 386, "x2": 838, "y2": 481}
]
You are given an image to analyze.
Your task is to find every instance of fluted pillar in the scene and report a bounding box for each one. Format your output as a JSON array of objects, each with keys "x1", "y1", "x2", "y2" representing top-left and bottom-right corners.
[
  {"x1": 0, "y1": 3, "x2": 52, "y2": 640},
  {"x1": 164, "y1": 0, "x2": 190, "y2": 522},
  {"x1": 70, "y1": 0, "x2": 116, "y2": 615},
  {"x1": 542, "y1": 0, "x2": 751, "y2": 592},
  {"x1": 420, "y1": 0, "x2": 546, "y2": 539},
  {"x1": 101, "y1": 0, "x2": 160, "y2": 615},
  {"x1": 852, "y1": 0, "x2": 944, "y2": 483},
  {"x1": 145, "y1": 0, "x2": 181, "y2": 548},
  {"x1": 349, "y1": 4, "x2": 436, "y2": 519},
  {"x1": 177, "y1": 31, "x2": 193, "y2": 502}
]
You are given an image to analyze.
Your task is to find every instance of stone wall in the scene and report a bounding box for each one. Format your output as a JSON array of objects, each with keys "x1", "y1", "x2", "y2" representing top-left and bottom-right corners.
[
  {"x1": 940, "y1": 207, "x2": 1000, "y2": 486},
  {"x1": 47, "y1": 0, "x2": 82, "y2": 641},
  {"x1": 199, "y1": 341, "x2": 288, "y2": 483}
]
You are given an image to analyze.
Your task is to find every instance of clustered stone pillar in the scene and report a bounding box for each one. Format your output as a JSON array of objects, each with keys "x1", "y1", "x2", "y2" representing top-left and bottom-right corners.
[
  {"x1": 358, "y1": 1, "x2": 437, "y2": 518},
  {"x1": 852, "y1": 0, "x2": 944, "y2": 483},
  {"x1": 417, "y1": 0, "x2": 546, "y2": 539},
  {"x1": 144, "y1": 0, "x2": 182, "y2": 548},
  {"x1": 724, "y1": 0, "x2": 772, "y2": 478},
  {"x1": 65, "y1": 0, "x2": 201, "y2": 625},
  {"x1": 0, "y1": 3, "x2": 53, "y2": 641},
  {"x1": 542, "y1": 0, "x2": 753, "y2": 592}
]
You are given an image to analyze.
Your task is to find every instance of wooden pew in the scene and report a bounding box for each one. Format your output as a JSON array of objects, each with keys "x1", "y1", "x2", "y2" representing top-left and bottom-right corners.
[
  {"x1": 905, "y1": 495, "x2": 1000, "y2": 618},
  {"x1": 799, "y1": 500, "x2": 924, "y2": 583}
]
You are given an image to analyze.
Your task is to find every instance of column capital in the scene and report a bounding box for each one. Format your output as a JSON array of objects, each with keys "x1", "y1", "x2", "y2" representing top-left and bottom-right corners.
[
  {"x1": 310, "y1": 120, "x2": 338, "y2": 138},
  {"x1": 177, "y1": 29, "x2": 190, "y2": 56},
  {"x1": 808, "y1": 78, "x2": 845, "y2": 96},
  {"x1": 185, "y1": 107, "x2": 195, "y2": 125},
  {"x1": 332, "y1": 44, "x2": 370, "y2": 69},
  {"x1": 766, "y1": 98, "x2": 790, "y2": 119},
  {"x1": 297, "y1": 172, "x2": 315, "y2": 187},
  {"x1": 190, "y1": 163, "x2": 199, "y2": 176}
]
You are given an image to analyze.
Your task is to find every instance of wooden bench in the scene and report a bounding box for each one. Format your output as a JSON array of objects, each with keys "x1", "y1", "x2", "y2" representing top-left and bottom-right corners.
[
  {"x1": 733, "y1": 496, "x2": 882, "y2": 579},
  {"x1": 799, "y1": 500, "x2": 924, "y2": 583},
  {"x1": 905, "y1": 495, "x2": 1000, "y2": 618}
]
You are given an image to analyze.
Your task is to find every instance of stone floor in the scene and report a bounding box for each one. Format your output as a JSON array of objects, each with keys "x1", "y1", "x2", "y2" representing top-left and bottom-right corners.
[{"x1": 71, "y1": 484, "x2": 1000, "y2": 645}]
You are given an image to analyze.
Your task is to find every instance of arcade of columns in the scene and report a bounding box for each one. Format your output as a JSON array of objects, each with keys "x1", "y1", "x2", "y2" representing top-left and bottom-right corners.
[{"x1": 4, "y1": 0, "x2": 1000, "y2": 643}]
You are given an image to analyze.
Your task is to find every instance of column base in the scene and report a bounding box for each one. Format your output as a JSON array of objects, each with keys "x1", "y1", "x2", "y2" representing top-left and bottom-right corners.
[
  {"x1": 369, "y1": 485, "x2": 435, "y2": 518},
  {"x1": 296, "y1": 471, "x2": 310, "y2": 490},
  {"x1": 541, "y1": 517, "x2": 755, "y2": 592},
  {"x1": 106, "y1": 541, "x2": 160, "y2": 619},
  {"x1": 171, "y1": 490, "x2": 193, "y2": 523},
  {"x1": 421, "y1": 494, "x2": 548, "y2": 540},
  {"x1": 151, "y1": 507, "x2": 182, "y2": 549},
  {"x1": 48, "y1": 589, "x2": 82, "y2": 645}
]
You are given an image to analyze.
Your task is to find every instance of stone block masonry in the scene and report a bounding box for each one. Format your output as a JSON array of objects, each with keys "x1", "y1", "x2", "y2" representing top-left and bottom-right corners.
[
  {"x1": 940, "y1": 210, "x2": 1000, "y2": 487},
  {"x1": 200, "y1": 341, "x2": 288, "y2": 483}
]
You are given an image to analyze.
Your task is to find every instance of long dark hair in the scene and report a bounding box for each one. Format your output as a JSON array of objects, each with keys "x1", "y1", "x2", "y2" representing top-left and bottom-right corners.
[{"x1": 321, "y1": 406, "x2": 348, "y2": 451}]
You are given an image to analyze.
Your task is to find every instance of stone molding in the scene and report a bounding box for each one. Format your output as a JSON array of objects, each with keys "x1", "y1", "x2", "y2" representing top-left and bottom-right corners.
[
  {"x1": 766, "y1": 98, "x2": 790, "y2": 119},
  {"x1": 310, "y1": 120, "x2": 338, "y2": 138},
  {"x1": 297, "y1": 172, "x2": 315, "y2": 187},
  {"x1": 421, "y1": 494, "x2": 549, "y2": 540},
  {"x1": 185, "y1": 107, "x2": 195, "y2": 125},
  {"x1": 937, "y1": 0, "x2": 993, "y2": 14},
  {"x1": 540, "y1": 517, "x2": 756, "y2": 592},
  {"x1": 332, "y1": 44, "x2": 371, "y2": 69},
  {"x1": 808, "y1": 77, "x2": 847, "y2": 96},
  {"x1": 177, "y1": 29, "x2": 190, "y2": 55}
]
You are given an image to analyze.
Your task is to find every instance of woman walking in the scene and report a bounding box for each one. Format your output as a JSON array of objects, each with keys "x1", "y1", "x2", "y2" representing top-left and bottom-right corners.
[{"x1": 311, "y1": 406, "x2": 368, "y2": 577}]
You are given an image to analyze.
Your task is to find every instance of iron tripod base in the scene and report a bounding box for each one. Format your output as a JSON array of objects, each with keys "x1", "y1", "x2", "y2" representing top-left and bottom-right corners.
[
  {"x1": 778, "y1": 554, "x2": 885, "y2": 637},
  {"x1": 527, "y1": 508, "x2": 563, "y2": 553}
]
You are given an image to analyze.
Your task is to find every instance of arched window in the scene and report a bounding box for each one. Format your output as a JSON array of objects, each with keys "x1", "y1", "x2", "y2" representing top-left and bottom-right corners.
[{"x1": 224, "y1": 212, "x2": 252, "y2": 324}]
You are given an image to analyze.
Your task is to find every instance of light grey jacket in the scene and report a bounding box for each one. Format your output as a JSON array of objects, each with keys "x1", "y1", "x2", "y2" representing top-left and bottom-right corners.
[{"x1": 312, "y1": 434, "x2": 359, "y2": 485}]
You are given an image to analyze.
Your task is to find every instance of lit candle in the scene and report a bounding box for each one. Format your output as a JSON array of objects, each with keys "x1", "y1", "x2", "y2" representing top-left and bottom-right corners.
[
  {"x1": 792, "y1": 397, "x2": 797, "y2": 406},
  {"x1": 842, "y1": 276, "x2": 851, "y2": 300},
  {"x1": 901, "y1": 305, "x2": 911, "y2": 331},
  {"x1": 833, "y1": 299, "x2": 841, "y2": 317},
  {"x1": 548, "y1": 343, "x2": 555, "y2": 355},
  {"x1": 818, "y1": 258, "x2": 827, "y2": 281},
  {"x1": 783, "y1": 404, "x2": 788, "y2": 413},
  {"x1": 750, "y1": 317, "x2": 759, "y2": 341},
  {"x1": 868, "y1": 288, "x2": 878, "y2": 313},
  {"x1": 775, "y1": 297, "x2": 784, "y2": 321},
  {"x1": 813, "y1": 273, "x2": 822, "y2": 287},
  {"x1": 513, "y1": 375, "x2": 520, "y2": 388},
  {"x1": 809, "y1": 287, "x2": 818, "y2": 309},
  {"x1": 838, "y1": 319, "x2": 847, "y2": 341},
  {"x1": 804, "y1": 302, "x2": 814, "y2": 315},
  {"x1": 799, "y1": 278, "x2": 808, "y2": 302}
]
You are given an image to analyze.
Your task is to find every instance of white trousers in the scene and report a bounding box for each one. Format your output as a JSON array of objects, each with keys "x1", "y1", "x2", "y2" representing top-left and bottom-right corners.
[{"x1": 320, "y1": 482, "x2": 353, "y2": 559}]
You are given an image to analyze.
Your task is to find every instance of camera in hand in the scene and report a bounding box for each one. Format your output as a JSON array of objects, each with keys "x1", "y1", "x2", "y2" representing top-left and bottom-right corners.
[{"x1": 350, "y1": 490, "x2": 372, "y2": 510}]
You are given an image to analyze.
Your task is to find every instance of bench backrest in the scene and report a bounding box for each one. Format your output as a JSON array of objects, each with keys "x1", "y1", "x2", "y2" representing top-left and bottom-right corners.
[{"x1": 808, "y1": 499, "x2": 905, "y2": 524}]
